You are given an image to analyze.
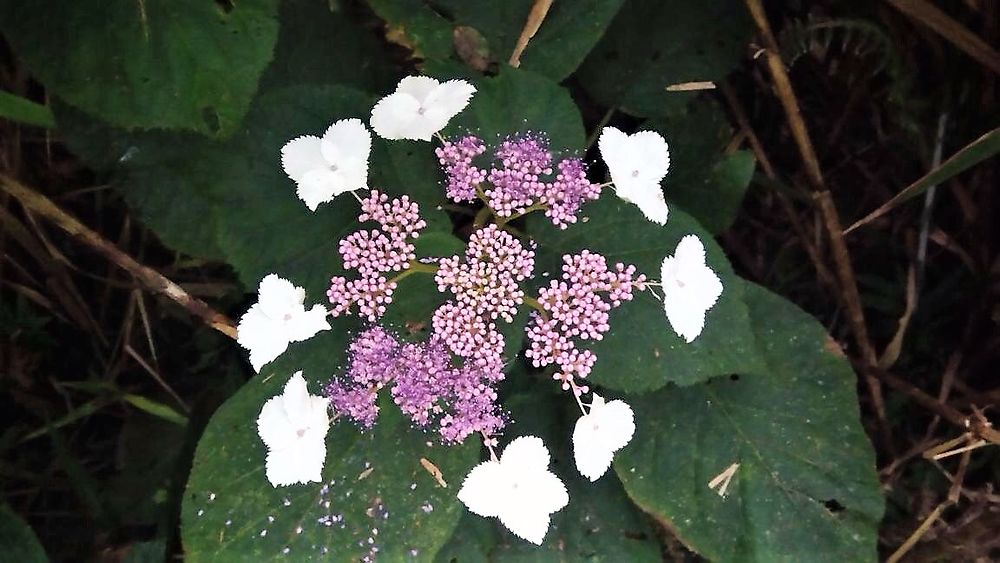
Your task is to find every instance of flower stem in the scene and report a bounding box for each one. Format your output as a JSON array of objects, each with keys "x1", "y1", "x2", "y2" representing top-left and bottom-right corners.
[
  {"x1": 569, "y1": 380, "x2": 588, "y2": 415},
  {"x1": 387, "y1": 260, "x2": 439, "y2": 285},
  {"x1": 496, "y1": 203, "x2": 548, "y2": 226},
  {"x1": 522, "y1": 295, "x2": 548, "y2": 320},
  {"x1": 472, "y1": 206, "x2": 493, "y2": 229}
]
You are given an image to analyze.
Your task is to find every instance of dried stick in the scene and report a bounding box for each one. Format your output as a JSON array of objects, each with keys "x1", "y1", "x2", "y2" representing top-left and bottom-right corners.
[
  {"x1": 0, "y1": 174, "x2": 238, "y2": 340},
  {"x1": 719, "y1": 83, "x2": 837, "y2": 291},
  {"x1": 508, "y1": 0, "x2": 554, "y2": 68},
  {"x1": 869, "y1": 366, "x2": 1000, "y2": 445},
  {"x1": 886, "y1": 0, "x2": 1000, "y2": 76},
  {"x1": 744, "y1": 0, "x2": 888, "y2": 434}
]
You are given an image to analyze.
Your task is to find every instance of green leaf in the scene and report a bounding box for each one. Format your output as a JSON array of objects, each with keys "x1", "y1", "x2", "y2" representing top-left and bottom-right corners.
[
  {"x1": 615, "y1": 281, "x2": 884, "y2": 561},
  {"x1": 182, "y1": 318, "x2": 479, "y2": 561},
  {"x1": 527, "y1": 196, "x2": 764, "y2": 392},
  {"x1": 122, "y1": 394, "x2": 189, "y2": 426},
  {"x1": 0, "y1": 0, "x2": 279, "y2": 137},
  {"x1": 577, "y1": 0, "x2": 751, "y2": 118},
  {"x1": 374, "y1": 0, "x2": 625, "y2": 80},
  {"x1": 214, "y1": 85, "x2": 452, "y2": 297},
  {"x1": 847, "y1": 125, "x2": 1000, "y2": 232},
  {"x1": 0, "y1": 504, "x2": 47, "y2": 563},
  {"x1": 258, "y1": 0, "x2": 397, "y2": 95},
  {"x1": 57, "y1": 85, "x2": 453, "y2": 294},
  {"x1": 366, "y1": 0, "x2": 456, "y2": 62},
  {"x1": 210, "y1": 86, "x2": 373, "y2": 296},
  {"x1": 445, "y1": 67, "x2": 586, "y2": 151},
  {"x1": 436, "y1": 389, "x2": 662, "y2": 561},
  {"x1": 647, "y1": 99, "x2": 756, "y2": 233},
  {"x1": 52, "y1": 102, "x2": 233, "y2": 260},
  {"x1": 0, "y1": 90, "x2": 55, "y2": 128}
]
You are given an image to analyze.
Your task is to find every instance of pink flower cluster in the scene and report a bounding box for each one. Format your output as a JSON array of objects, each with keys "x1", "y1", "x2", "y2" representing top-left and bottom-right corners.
[
  {"x1": 525, "y1": 251, "x2": 646, "y2": 394},
  {"x1": 326, "y1": 327, "x2": 505, "y2": 443},
  {"x1": 435, "y1": 133, "x2": 600, "y2": 229},
  {"x1": 435, "y1": 136, "x2": 488, "y2": 201},
  {"x1": 327, "y1": 191, "x2": 427, "y2": 322},
  {"x1": 433, "y1": 225, "x2": 535, "y2": 374}
]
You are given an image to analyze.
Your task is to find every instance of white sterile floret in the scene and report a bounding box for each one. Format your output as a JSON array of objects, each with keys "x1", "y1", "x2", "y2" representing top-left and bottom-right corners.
[
  {"x1": 281, "y1": 118, "x2": 371, "y2": 211},
  {"x1": 660, "y1": 234, "x2": 724, "y2": 343},
  {"x1": 457, "y1": 436, "x2": 569, "y2": 545},
  {"x1": 370, "y1": 76, "x2": 476, "y2": 141},
  {"x1": 237, "y1": 274, "x2": 331, "y2": 372},
  {"x1": 572, "y1": 393, "x2": 636, "y2": 481},
  {"x1": 257, "y1": 371, "x2": 331, "y2": 487},
  {"x1": 598, "y1": 126, "x2": 671, "y2": 225}
]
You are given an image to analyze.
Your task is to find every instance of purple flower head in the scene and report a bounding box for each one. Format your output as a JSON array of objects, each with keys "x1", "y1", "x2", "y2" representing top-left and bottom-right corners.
[
  {"x1": 327, "y1": 327, "x2": 507, "y2": 444},
  {"x1": 436, "y1": 136, "x2": 488, "y2": 202},
  {"x1": 486, "y1": 134, "x2": 553, "y2": 217},
  {"x1": 326, "y1": 190, "x2": 426, "y2": 322},
  {"x1": 437, "y1": 133, "x2": 601, "y2": 228},
  {"x1": 435, "y1": 224, "x2": 534, "y2": 322},
  {"x1": 525, "y1": 251, "x2": 646, "y2": 393},
  {"x1": 325, "y1": 326, "x2": 399, "y2": 428},
  {"x1": 541, "y1": 158, "x2": 602, "y2": 229}
]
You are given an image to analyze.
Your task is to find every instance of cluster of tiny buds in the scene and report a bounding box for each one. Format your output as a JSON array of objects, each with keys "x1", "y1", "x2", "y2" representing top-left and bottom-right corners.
[
  {"x1": 525, "y1": 251, "x2": 646, "y2": 393},
  {"x1": 436, "y1": 133, "x2": 600, "y2": 229},
  {"x1": 327, "y1": 191, "x2": 426, "y2": 322},
  {"x1": 435, "y1": 136, "x2": 487, "y2": 202},
  {"x1": 435, "y1": 225, "x2": 534, "y2": 322},
  {"x1": 432, "y1": 225, "x2": 535, "y2": 374},
  {"x1": 326, "y1": 327, "x2": 505, "y2": 444}
]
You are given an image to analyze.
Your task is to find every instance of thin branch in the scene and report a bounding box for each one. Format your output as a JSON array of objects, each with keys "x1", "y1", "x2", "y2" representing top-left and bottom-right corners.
[
  {"x1": 0, "y1": 174, "x2": 238, "y2": 340},
  {"x1": 508, "y1": 0, "x2": 554, "y2": 68},
  {"x1": 745, "y1": 0, "x2": 888, "y2": 438}
]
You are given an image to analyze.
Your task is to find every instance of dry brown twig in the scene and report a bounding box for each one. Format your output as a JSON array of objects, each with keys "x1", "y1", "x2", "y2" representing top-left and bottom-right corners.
[
  {"x1": 0, "y1": 173, "x2": 238, "y2": 340},
  {"x1": 743, "y1": 0, "x2": 889, "y2": 440},
  {"x1": 508, "y1": 0, "x2": 554, "y2": 68},
  {"x1": 886, "y1": 0, "x2": 1000, "y2": 76}
]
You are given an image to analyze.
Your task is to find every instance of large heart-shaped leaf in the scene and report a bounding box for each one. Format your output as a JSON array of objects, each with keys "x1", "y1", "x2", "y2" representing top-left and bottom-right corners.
[
  {"x1": 258, "y1": 0, "x2": 396, "y2": 95},
  {"x1": 369, "y1": 0, "x2": 625, "y2": 81},
  {"x1": 0, "y1": 0, "x2": 279, "y2": 137},
  {"x1": 615, "y1": 282, "x2": 884, "y2": 561},
  {"x1": 0, "y1": 504, "x2": 47, "y2": 563},
  {"x1": 527, "y1": 196, "x2": 764, "y2": 392},
  {"x1": 444, "y1": 67, "x2": 586, "y2": 151},
  {"x1": 182, "y1": 319, "x2": 479, "y2": 561},
  {"x1": 57, "y1": 85, "x2": 455, "y2": 297},
  {"x1": 577, "y1": 0, "x2": 750, "y2": 118}
]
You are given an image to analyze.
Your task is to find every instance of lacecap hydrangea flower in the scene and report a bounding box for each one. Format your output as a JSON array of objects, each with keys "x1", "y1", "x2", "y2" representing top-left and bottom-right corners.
[
  {"x1": 257, "y1": 372, "x2": 331, "y2": 487},
  {"x1": 244, "y1": 72, "x2": 739, "y2": 549},
  {"x1": 458, "y1": 436, "x2": 569, "y2": 544},
  {"x1": 598, "y1": 126, "x2": 671, "y2": 225},
  {"x1": 237, "y1": 274, "x2": 330, "y2": 372},
  {"x1": 660, "y1": 234, "x2": 723, "y2": 342},
  {"x1": 280, "y1": 118, "x2": 372, "y2": 211},
  {"x1": 572, "y1": 393, "x2": 635, "y2": 481},
  {"x1": 370, "y1": 76, "x2": 476, "y2": 141}
]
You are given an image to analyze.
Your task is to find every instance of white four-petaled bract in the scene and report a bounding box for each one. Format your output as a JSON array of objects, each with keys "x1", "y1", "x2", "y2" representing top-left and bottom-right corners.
[
  {"x1": 281, "y1": 118, "x2": 371, "y2": 211},
  {"x1": 457, "y1": 436, "x2": 569, "y2": 545},
  {"x1": 237, "y1": 274, "x2": 331, "y2": 372},
  {"x1": 598, "y1": 126, "x2": 671, "y2": 225},
  {"x1": 370, "y1": 76, "x2": 476, "y2": 141},
  {"x1": 572, "y1": 394, "x2": 636, "y2": 481},
  {"x1": 660, "y1": 234, "x2": 723, "y2": 342},
  {"x1": 257, "y1": 371, "x2": 331, "y2": 487}
]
